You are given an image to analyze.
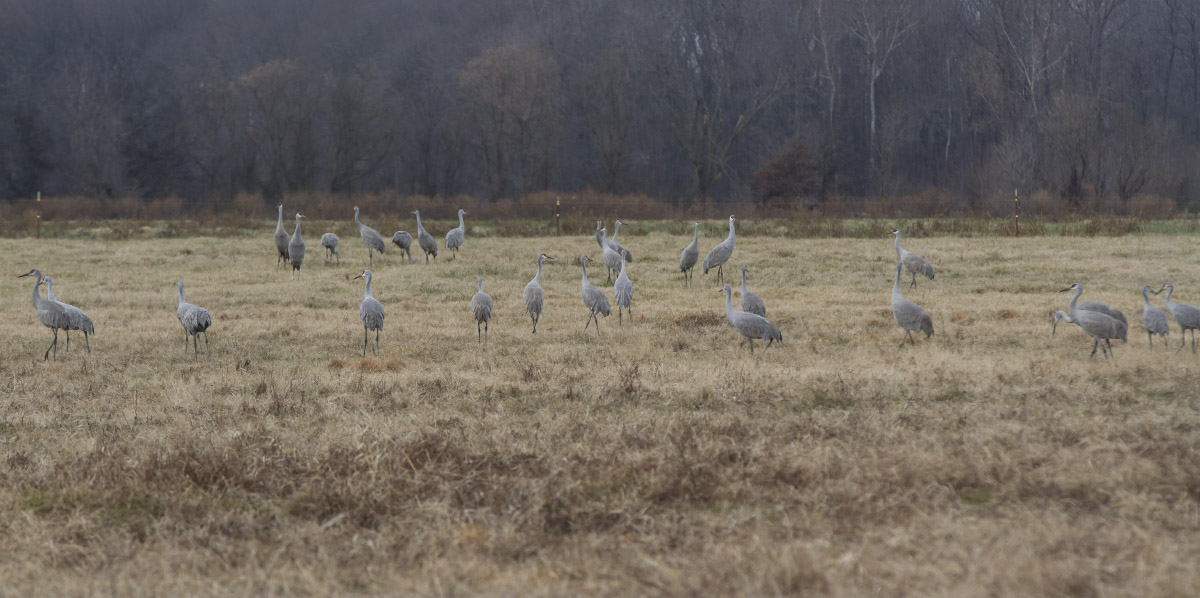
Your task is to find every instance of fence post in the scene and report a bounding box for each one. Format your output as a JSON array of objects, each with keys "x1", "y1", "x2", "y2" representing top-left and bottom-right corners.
[
  {"x1": 1013, "y1": 188, "x2": 1020, "y2": 238},
  {"x1": 35, "y1": 191, "x2": 41, "y2": 239},
  {"x1": 555, "y1": 197, "x2": 561, "y2": 236}
]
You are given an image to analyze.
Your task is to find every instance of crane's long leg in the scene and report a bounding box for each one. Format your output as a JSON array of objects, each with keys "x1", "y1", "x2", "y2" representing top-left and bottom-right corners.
[
  {"x1": 84, "y1": 332, "x2": 90, "y2": 353},
  {"x1": 478, "y1": 321, "x2": 482, "y2": 343},
  {"x1": 182, "y1": 324, "x2": 189, "y2": 351},
  {"x1": 64, "y1": 330, "x2": 70, "y2": 353},
  {"x1": 375, "y1": 329, "x2": 380, "y2": 355},
  {"x1": 363, "y1": 327, "x2": 369, "y2": 357},
  {"x1": 531, "y1": 313, "x2": 538, "y2": 334},
  {"x1": 748, "y1": 338, "x2": 755, "y2": 353},
  {"x1": 193, "y1": 333, "x2": 199, "y2": 359},
  {"x1": 584, "y1": 313, "x2": 592, "y2": 331},
  {"x1": 484, "y1": 320, "x2": 488, "y2": 343},
  {"x1": 1090, "y1": 337, "x2": 1100, "y2": 359},
  {"x1": 203, "y1": 331, "x2": 209, "y2": 358},
  {"x1": 909, "y1": 271, "x2": 917, "y2": 290},
  {"x1": 1148, "y1": 331, "x2": 1153, "y2": 350},
  {"x1": 44, "y1": 329, "x2": 58, "y2": 361}
]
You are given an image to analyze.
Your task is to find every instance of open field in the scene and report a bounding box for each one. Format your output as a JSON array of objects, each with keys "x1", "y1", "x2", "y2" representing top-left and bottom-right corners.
[{"x1": 1, "y1": 227, "x2": 1199, "y2": 596}]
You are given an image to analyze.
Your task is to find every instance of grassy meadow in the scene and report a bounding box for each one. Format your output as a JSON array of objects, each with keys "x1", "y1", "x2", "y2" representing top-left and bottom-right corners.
[{"x1": 0, "y1": 223, "x2": 1198, "y2": 596}]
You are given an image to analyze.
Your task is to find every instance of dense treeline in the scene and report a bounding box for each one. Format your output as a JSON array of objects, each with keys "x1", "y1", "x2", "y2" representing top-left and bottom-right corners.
[{"x1": 0, "y1": 0, "x2": 1196, "y2": 213}]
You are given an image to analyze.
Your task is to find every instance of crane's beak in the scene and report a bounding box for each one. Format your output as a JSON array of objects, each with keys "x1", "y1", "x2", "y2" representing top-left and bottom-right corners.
[
  {"x1": 1057, "y1": 287, "x2": 1073, "y2": 293},
  {"x1": 545, "y1": 255, "x2": 555, "y2": 261},
  {"x1": 17, "y1": 270, "x2": 35, "y2": 278}
]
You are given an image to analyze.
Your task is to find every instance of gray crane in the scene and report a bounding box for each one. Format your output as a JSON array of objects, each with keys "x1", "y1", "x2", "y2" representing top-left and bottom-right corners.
[
  {"x1": 288, "y1": 213, "x2": 306, "y2": 278},
  {"x1": 471, "y1": 277, "x2": 493, "y2": 343},
  {"x1": 523, "y1": 253, "x2": 553, "y2": 333},
  {"x1": 609, "y1": 220, "x2": 633, "y2": 262},
  {"x1": 1157, "y1": 283, "x2": 1200, "y2": 352},
  {"x1": 445, "y1": 208, "x2": 467, "y2": 259},
  {"x1": 614, "y1": 249, "x2": 633, "y2": 325},
  {"x1": 719, "y1": 283, "x2": 782, "y2": 353},
  {"x1": 43, "y1": 276, "x2": 94, "y2": 353},
  {"x1": 1053, "y1": 310, "x2": 1126, "y2": 359},
  {"x1": 391, "y1": 231, "x2": 413, "y2": 263},
  {"x1": 412, "y1": 210, "x2": 439, "y2": 263},
  {"x1": 703, "y1": 215, "x2": 736, "y2": 284},
  {"x1": 353, "y1": 206, "x2": 386, "y2": 266},
  {"x1": 597, "y1": 227, "x2": 623, "y2": 284},
  {"x1": 320, "y1": 233, "x2": 340, "y2": 263},
  {"x1": 579, "y1": 255, "x2": 612, "y2": 334},
  {"x1": 739, "y1": 266, "x2": 766, "y2": 318},
  {"x1": 1141, "y1": 285, "x2": 1169, "y2": 349},
  {"x1": 890, "y1": 229, "x2": 935, "y2": 289},
  {"x1": 679, "y1": 220, "x2": 700, "y2": 285},
  {"x1": 353, "y1": 270, "x2": 385, "y2": 356},
  {"x1": 274, "y1": 204, "x2": 290, "y2": 266},
  {"x1": 18, "y1": 269, "x2": 68, "y2": 360},
  {"x1": 176, "y1": 281, "x2": 211, "y2": 359},
  {"x1": 891, "y1": 262, "x2": 934, "y2": 347},
  {"x1": 1059, "y1": 283, "x2": 1128, "y2": 329}
]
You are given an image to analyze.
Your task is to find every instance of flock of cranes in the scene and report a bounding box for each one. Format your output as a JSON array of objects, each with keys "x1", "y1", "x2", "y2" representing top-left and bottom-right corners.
[{"x1": 16, "y1": 207, "x2": 1200, "y2": 361}]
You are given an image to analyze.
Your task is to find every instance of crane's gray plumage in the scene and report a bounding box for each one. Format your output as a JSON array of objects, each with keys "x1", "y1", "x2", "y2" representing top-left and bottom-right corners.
[
  {"x1": 739, "y1": 266, "x2": 766, "y2": 318},
  {"x1": 891, "y1": 262, "x2": 934, "y2": 347},
  {"x1": 320, "y1": 232, "x2": 340, "y2": 263},
  {"x1": 890, "y1": 229, "x2": 935, "y2": 289},
  {"x1": 353, "y1": 206, "x2": 386, "y2": 266},
  {"x1": 391, "y1": 231, "x2": 413, "y2": 263},
  {"x1": 18, "y1": 269, "x2": 68, "y2": 360},
  {"x1": 679, "y1": 220, "x2": 700, "y2": 285},
  {"x1": 614, "y1": 249, "x2": 633, "y2": 325},
  {"x1": 44, "y1": 276, "x2": 94, "y2": 353},
  {"x1": 579, "y1": 255, "x2": 611, "y2": 334},
  {"x1": 412, "y1": 210, "x2": 438, "y2": 263},
  {"x1": 1053, "y1": 310, "x2": 1126, "y2": 359},
  {"x1": 609, "y1": 220, "x2": 633, "y2": 262},
  {"x1": 1059, "y1": 283, "x2": 1128, "y2": 330},
  {"x1": 471, "y1": 277, "x2": 493, "y2": 343},
  {"x1": 177, "y1": 281, "x2": 211, "y2": 359},
  {"x1": 703, "y1": 215, "x2": 736, "y2": 284},
  {"x1": 354, "y1": 270, "x2": 385, "y2": 356},
  {"x1": 597, "y1": 227, "x2": 623, "y2": 284},
  {"x1": 288, "y1": 213, "x2": 305, "y2": 278},
  {"x1": 1158, "y1": 283, "x2": 1200, "y2": 352},
  {"x1": 274, "y1": 204, "x2": 290, "y2": 266},
  {"x1": 523, "y1": 253, "x2": 553, "y2": 333},
  {"x1": 1142, "y1": 285, "x2": 1169, "y2": 349},
  {"x1": 720, "y1": 283, "x2": 781, "y2": 353},
  {"x1": 445, "y1": 209, "x2": 467, "y2": 259}
]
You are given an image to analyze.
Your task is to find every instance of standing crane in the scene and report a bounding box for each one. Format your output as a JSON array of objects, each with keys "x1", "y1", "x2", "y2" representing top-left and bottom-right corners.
[
  {"x1": 274, "y1": 204, "x2": 290, "y2": 266},
  {"x1": 445, "y1": 209, "x2": 468, "y2": 259},
  {"x1": 176, "y1": 281, "x2": 212, "y2": 359},
  {"x1": 412, "y1": 210, "x2": 439, "y2": 263},
  {"x1": 18, "y1": 269, "x2": 68, "y2": 360},
  {"x1": 523, "y1": 253, "x2": 553, "y2": 333},
  {"x1": 353, "y1": 206, "x2": 386, "y2": 266},
  {"x1": 679, "y1": 221, "x2": 700, "y2": 285},
  {"x1": 391, "y1": 231, "x2": 413, "y2": 263},
  {"x1": 891, "y1": 262, "x2": 934, "y2": 347},
  {"x1": 1141, "y1": 285, "x2": 1169, "y2": 350},
  {"x1": 288, "y1": 213, "x2": 306, "y2": 278},
  {"x1": 703, "y1": 215, "x2": 736, "y2": 284},
  {"x1": 614, "y1": 249, "x2": 633, "y2": 325},
  {"x1": 1059, "y1": 283, "x2": 1127, "y2": 329},
  {"x1": 890, "y1": 229, "x2": 935, "y2": 289},
  {"x1": 320, "y1": 233, "x2": 340, "y2": 264},
  {"x1": 353, "y1": 270, "x2": 385, "y2": 356},
  {"x1": 719, "y1": 283, "x2": 782, "y2": 353},
  {"x1": 739, "y1": 266, "x2": 766, "y2": 318},
  {"x1": 1053, "y1": 310, "x2": 1126, "y2": 359},
  {"x1": 597, "y1": 227, "x2": 623, "y2": 284},
  {"x1": 471, "y1": 277, "x2": 493, "y2": 343},
  {"x1": 579, "y1": 256, "x2": 612, "y2": 334},
  {"x1": 43, "y1": 276, "x2": 94, "y2": 353},
  {"x1": 1157, "y1": 283, "x2": 1200, "y2": 352}
]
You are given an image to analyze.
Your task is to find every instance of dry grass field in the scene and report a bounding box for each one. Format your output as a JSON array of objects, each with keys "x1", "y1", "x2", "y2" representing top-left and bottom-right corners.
[{"x1": 1, "y1": 225, "x2": 1199, "y2": 596}]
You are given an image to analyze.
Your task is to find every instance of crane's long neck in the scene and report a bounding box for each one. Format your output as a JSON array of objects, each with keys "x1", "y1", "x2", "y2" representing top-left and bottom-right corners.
[
  {"x1": 414, "y1": 212, "x2": 424, "y2": 232},
  {"x1": 45, "y1": 279, "x2": 56, "y2": 302},
  {"x1": 691, "y1": 223, "x2": 699, "y2": 245},
  {"x1": 354, "y1": 210, "x2": 362, "y2": 228},
  {"x1": 458, "y1": 211, "x2": 465, "y2": 229},
  {"x1": 477, "y1": 278, "x2": 483, "y2": 293},
  {"x1": 1068, "y1": 286, "x2": 1082, "y2": 316},
  {"x1": 724, "y1": 287, "x2": 735, "y2": 318},
  {"x1": 30, "y1": 274, "x2": 43, "y2": 309},
  {"x1": 612, "y1": 221, "x2": 621, "y2": 241},
  {"x1": 727, "y1": 218, "x2": 735, "y2": 243},
  {"x1": 893, "y1": 233, "x2": 902, "y2": 257},
  {"x1": 1164, "y1": 286, "x2": 1175, "y2": 308},
  {"x1": 581, "y1": 261, "x2": 589, "y2": 287},
  {"x1": 892, "y1": 265, "x2": 902, "y2": 299},
  {"x1": 178, "y1": 283, "x2": 186, "y2": 305},
  {"x1": 277, "y1": 206, "x2": 284, "y2": 230},
  {"x1": 595, "y1": 229, "x2": 605, "y2": 249},
  {"x1": 364, "y1": 274, "x2": 373, "y2": 299},
  {"x1": 741, "y1": 269, "x2": 748, "y2": 293},
  {"x1": 1143, "y1": 287, "x2": 1152, "y2": 307},
  {"x1": 534, "y1": 257, "x2": 543, "y2": 283},
  {"x1": 293, "y1": 216, "x2": 302, "y2": 239}
]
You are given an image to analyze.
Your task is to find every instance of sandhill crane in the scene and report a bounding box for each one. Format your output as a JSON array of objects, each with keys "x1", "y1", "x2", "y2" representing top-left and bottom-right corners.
[
  {"x1": 523, "y1": 253, "x2": 553, "y2": 333},
  {"x1": 703, "y1": 215, "x2": 736, "y2": 284},
  {"x1": 1053, "y1": 310, "x2": 1126, "y2": 359},
  {"x1": 719, "y1": 283, "x2": 782, "y2": 353},
  {"x1": 614, "y1": 249, "x2": 633, "y2": 325},
  {"x1": 471, "y1": 277, "x2": 493, "y2": 343},
  {"x1": 391, "y1": 231, "x2": 413, "y2": 263},
  {"x1": 1139, "y1": 285, "x2": 1169, "y2": 350},
  {"x1": 43, "y1": 276, "x2": 94, "y2": 353},
  {"x1": 739, "y1": 266, "x2": 766, "y2": 318},
  {"x1": 1157, "y1": 283, "x2": 1200, "y2": 352},
  {"x1": 353, "y1": 206, "x2": 386, "y2": 266},
  {"x1": 891, "y1": 262, "x2": 934, "y2": 347},
  {"x1": 597, "y1": 227, "x2": 623, "y2": 284},
  {"x1": 609, "y1": 220, "x2": 633, "y2": 262},
  {"x1": 579, "y1": 255, "x2": 611, "y2": 334},
  {"x1": 321, "y1": 233, "x2": 340, "y2": 264},
  {"x1": 679, "y1": 221, "x2": 700, "y2": 285},
  {"x1": 18, "y1": 269, "x2": 68, "y2": 360},
  {"x1": 176, "y1": 281, "x2": 211, "y2": 359},
  {"x1": 412, "y1": 210, "x2": 438, "y2": 263},
  {"x1": 353, "y1": 270, "x2": 385, "y2": 356},
  {"x1": 288, "y1": 213, "x2": 306, "y2": 278},
  {"x1": 890, "y1": 229, "x2": 935, "y2": 289},
  {"x1": 274, "y1": 204, "x2": 290, "y2": 266},
  {"x1": 1059, "y1": 283, "x2": 1128, "y2": 329},
  {"x1": 445, "y1": 209, "x2": 467, "y2": 259}
]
